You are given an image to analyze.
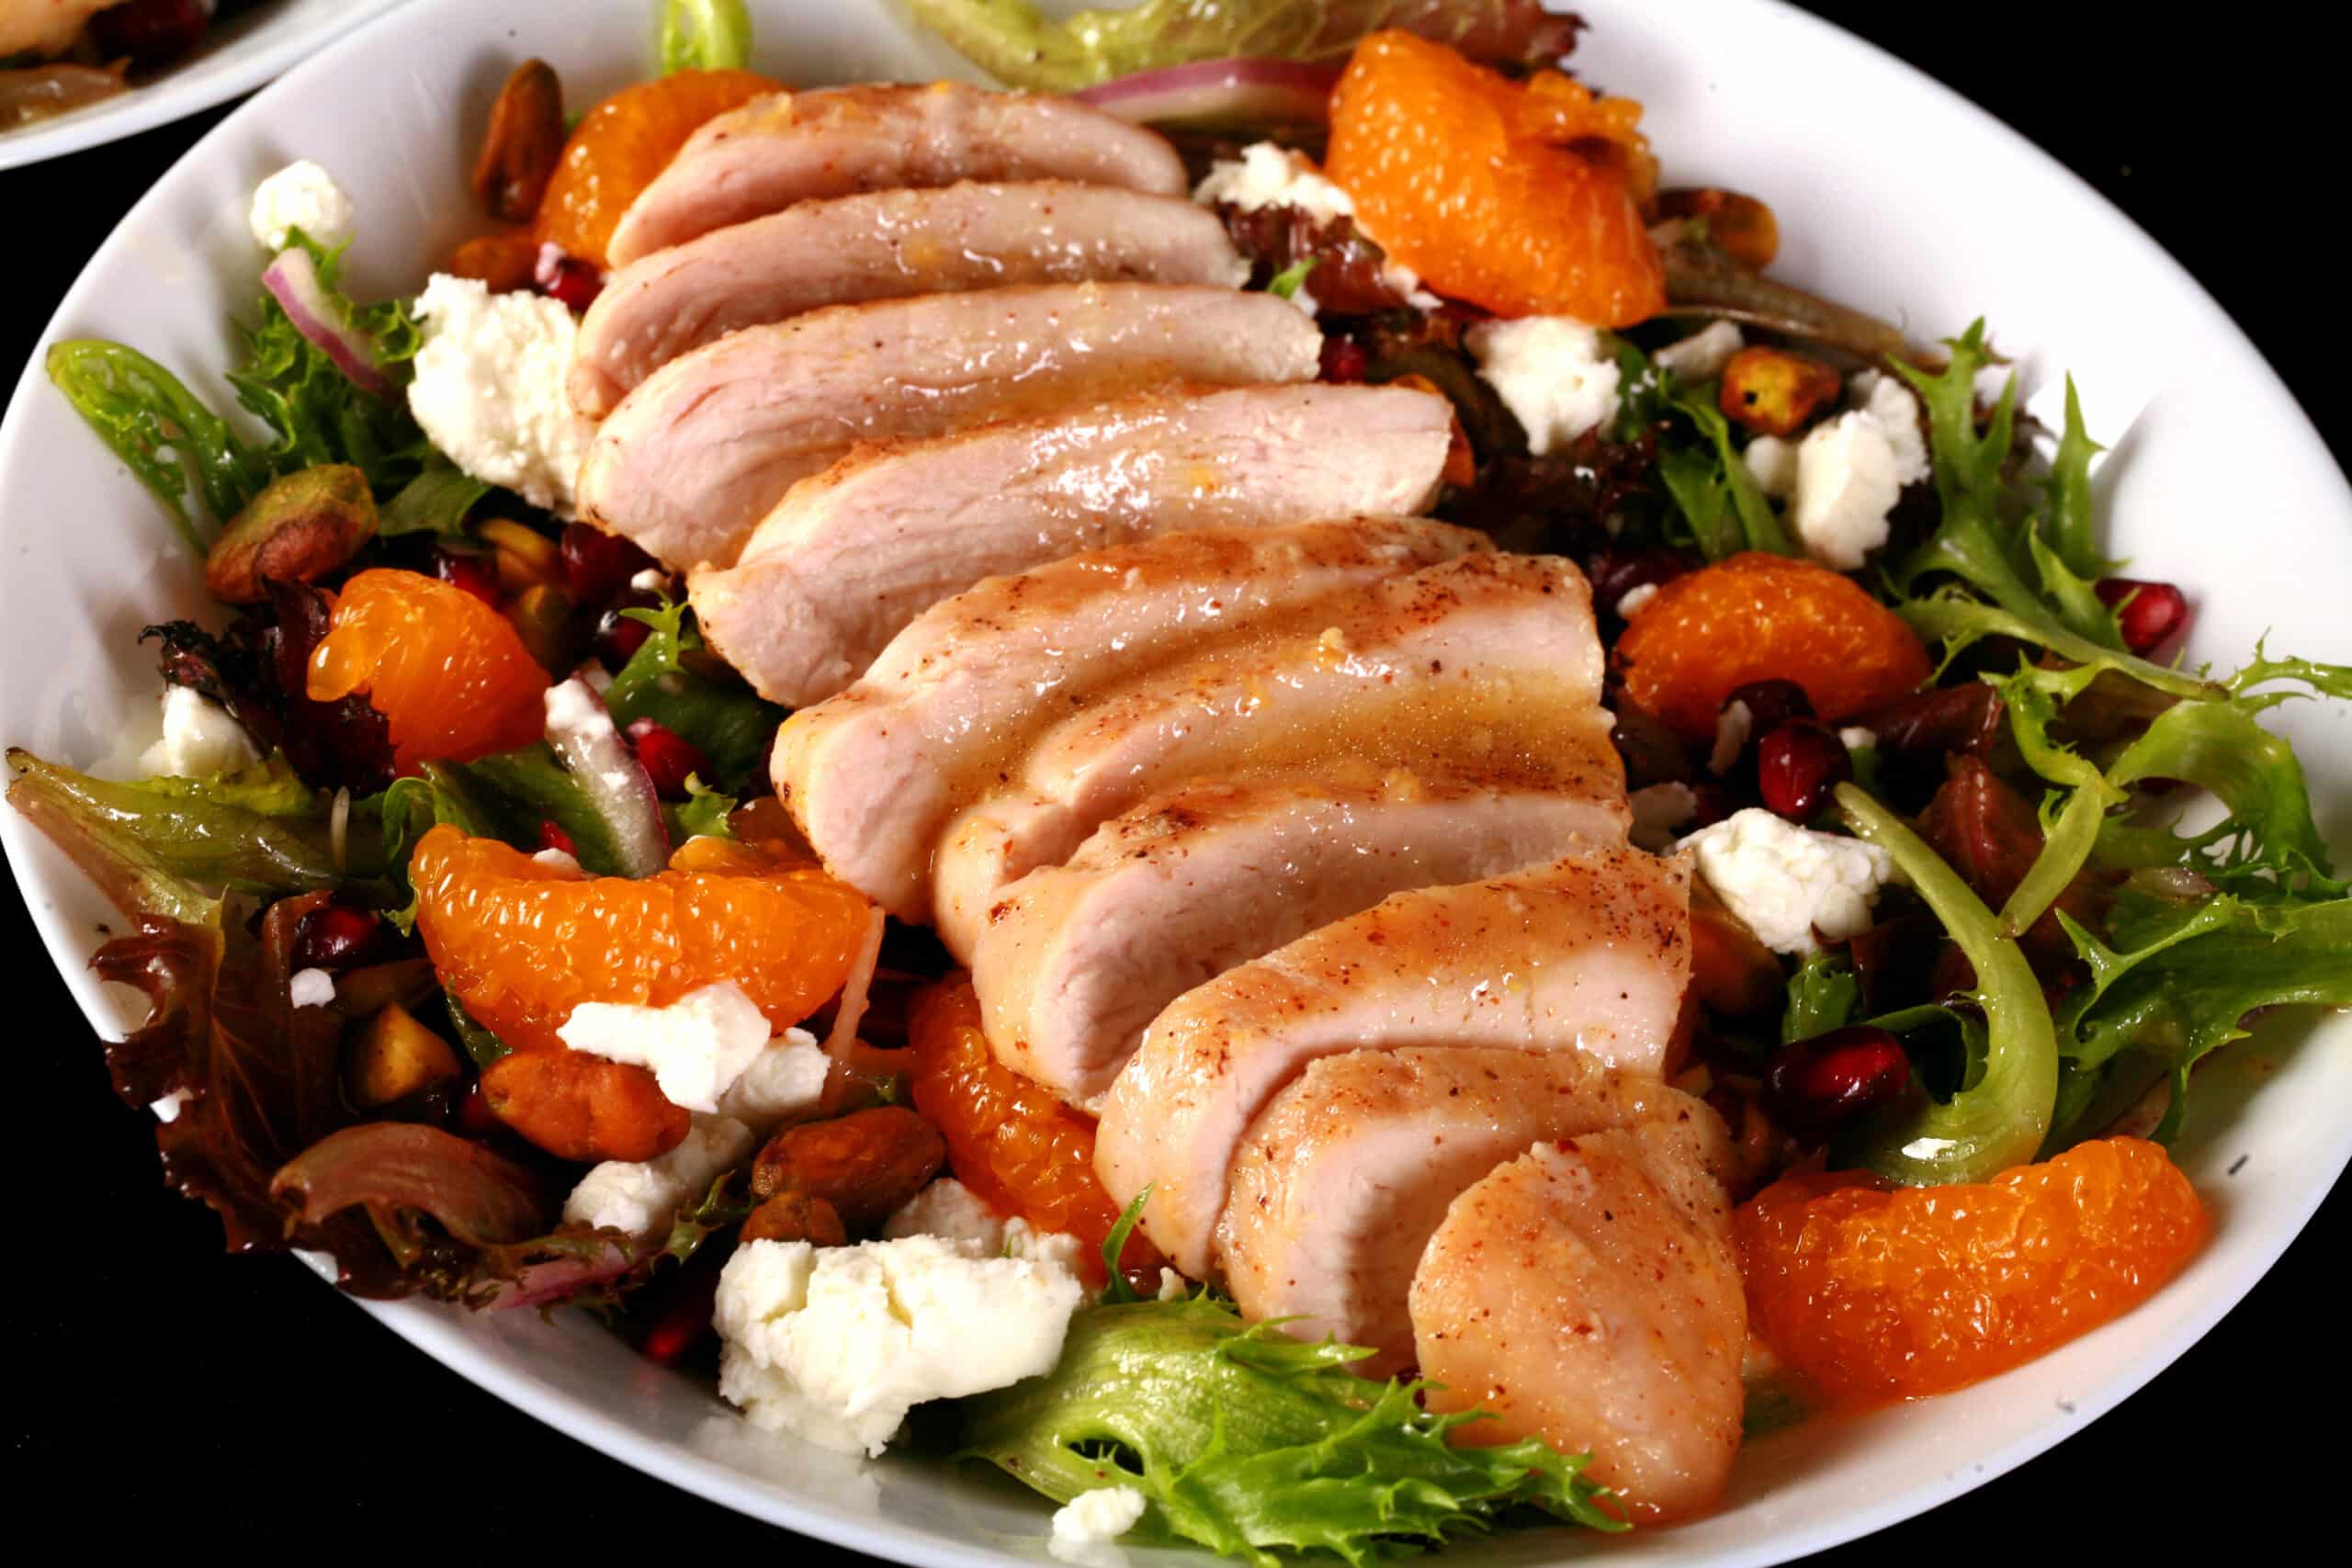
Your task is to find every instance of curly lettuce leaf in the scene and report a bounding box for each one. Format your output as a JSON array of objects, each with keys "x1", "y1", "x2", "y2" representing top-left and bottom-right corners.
[
  {"x1": 663, "y1": 775, "x2": 738, "y2": 842},
  {"x1": 377, "y1": 455, "x2": 490, "y2": 538},
  {"x1": 1781, "y1": 952, "x2": 1860, "y2": 1044},
  {"x1": 605, "y1": 595, "x2": 783, "y2": 790},
  {"x1": 908, "y1": 0, "x2": 1578, "y2": 93},
  {"x1": 660, "y1": 0, "x2": 753, "y2": 72},
  {"x1": 1834, "y1": 782, "x2": 2057, "y2": 1184},
  {"x1": 958, "y1": 1294, "x2": 1624, "y2": 1565},
  {"x1": 44, "y1": 339, "x2": 273, "y2": 551}
]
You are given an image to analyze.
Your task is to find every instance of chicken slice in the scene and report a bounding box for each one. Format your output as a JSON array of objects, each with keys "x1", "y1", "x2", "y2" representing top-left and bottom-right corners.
[
  {"x1": 775, "y1": 518, "x2": 1484, "y2": 921},
  {"x1": 577, "y1": 284, "x2": 1322, "y2": 571},
  {"x1": 1095, "y1": 846, "x2": 1691, "y2": 1278},
  {"x1": 692, "y1": 383, "x2": 1453, "y2": 708},
  {"x1": 1218, "y1": 1048, "x2": 1730, "y2": 1376},
  {"x1": 606, "y1": 82, "x2": 1189, "y2": 265},
  {"x1": 571, "y1": 182, "x2": 1245, "y2": 415},
  {"x1": 1410, "y1": 1129, "x2": 1747, "y2": 1525},
  {"x1": 974, "y1": 774, "x2": 1630, "y2": 1108},
  {"x1": 930, "y1": 551, "x2": 1612, "y2": 958}
]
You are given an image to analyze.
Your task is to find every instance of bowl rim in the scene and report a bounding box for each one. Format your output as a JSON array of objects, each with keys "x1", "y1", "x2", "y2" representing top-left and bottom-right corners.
[{"x1": 6, "y1": 1, "x2": 2347, "y2": 1562}]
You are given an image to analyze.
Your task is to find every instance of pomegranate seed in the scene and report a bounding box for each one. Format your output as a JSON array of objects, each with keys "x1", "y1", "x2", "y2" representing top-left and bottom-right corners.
[
  {"x1": 1722, "y1": 679, "x2": 1815, "y2": 737},
  {"x1": 2095, "y1": 578, "x2": 2188, "y2": 655},
  {"x1": 453, "y1": 1079, "x2": 501, "y2": 1140},
  {"x1": 291, "y1": 904, "x2": 386, "y2": 973},
  {"x1": 537, "y1": 820, "x2": 578, "y2": 856},
  {"x1": 640, "y1": 1265, "x2": 724, "y2": 1365},
  {"x1": 1317, "y1": 336, "x2": 1369, "y2": 383},
  {"x1": 1587, "y1": 547, "x2": 1693, "y2": 620},
  {"x1": 1756, "y1": 720, "x2": 1854, "y2": 822},
  {"x1": 594, "y1": 587, "x2": 664, "y2": 671},
  {"x1": 90, "y1": 0, "x2": 209, "y2": 71},
  {"x1": 534, "y1": 246, "x2": 605, "y2": 312},
  {"x1": 432, "y1": 545, "x2": 502, "y2": 607},
  {"x1": 560, "y1": 522, "x2": 656, "y2": 606},
  {"x1": 1768, "y1": 1025, "x2": 1911, "y2": 1131},
  {"x1": 625, "y1": 717, "x2": 709, "y2": 798}
]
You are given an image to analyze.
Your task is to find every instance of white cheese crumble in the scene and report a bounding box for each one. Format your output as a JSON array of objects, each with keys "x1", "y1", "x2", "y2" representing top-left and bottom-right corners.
[
  {"x1": 882, "y1": 1178, "x2": 1086, "y2": 1269},
  {"x1": 1742, "y1": 434, "x2": 1798, "y2": 500},
  {"x1": 1051, "y1": 1486, "x2": 1149, "y2": 1554},
  {"x1": 1193, "y1": 141, "x2": 1435, "y2": 307},
  {"x1": 628, "y1": 568, "x2": 671, "y2": 593},
  {"x1": 1678, "y1": 807, "x2": 1897, "y2": 954},
  {"x1": 407, "y1": 273, "x2": 595, "y2": 516},
  {"x1": 563, "y1": 1112, "x2": 754, "y2": 1236},
  {"x1": 530, "y1": 847, "x2": 582, "y2": 874},
  {"x1": 716, "y1": 1235, "x2": 1084, "y2": 1456},
  {"x1": 1708, "y1": 699, "x2": 1753, "y2": 776},
  {"x1": 151, "y1": 1089, "x2": 194, "y2": 1123},
  {"x1": 716, "y1": 1029, "x2": 830, "y2": 1126},
  {"x1": 1465, "y1": 316, "x2": 1622, "y2": 457},
  {"x1": 138, "y1": 685, "x2": 260, "y2": 778},
  {"x1": 559, "y1": 981, "x2": 772, "y2": 1114},
  {"x1": 1838, "y1": 726, "x2": 1879, "y2": 752},
  {"x1": 1652, "y1": 320, "x2": 1744, "y2": 382},
  {"x1": 1782, "y1": 372, "x2": 1932, "y2": 570},
  {"x1": 288, "y1": 968, "x2": 335, "y2": 1009},
  {"x1": 1627, "y1": 781, "x2": 1701, "y2": 852},
  {"x1": 1614, "y1": 581, "x2": 1659, "y2": 620},
  {"x1": 1156, "y1": 1268, "x2": 1191, "y2": 1302},
  {"x1": 248, "y1": 159, "x2": 356, "y2": 253}
]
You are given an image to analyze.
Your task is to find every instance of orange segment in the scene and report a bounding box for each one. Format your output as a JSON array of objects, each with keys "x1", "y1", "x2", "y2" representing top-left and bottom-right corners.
[
  {"x1": 1326, "y1": 30, "x2": 1664, "y2": 325},
  {"x1": 535, "y1": 68, "x2": 779, "y2": 268},
  {"x1": 412, "y1": 825, "x2": 873, "y2": 1055},
  {"x1": 1611, "y1": 551, "x2": 1932, "y2": 739},
  {"x1": 307, "y1": 569, "x2": 549, "y2": 771},
  {"x1": 908, "y1": 975, "x2": 1163, "y2": 1286},
  {"x1": 1736, "y1": 1138, "x2": 2209, "y2": 1406}
]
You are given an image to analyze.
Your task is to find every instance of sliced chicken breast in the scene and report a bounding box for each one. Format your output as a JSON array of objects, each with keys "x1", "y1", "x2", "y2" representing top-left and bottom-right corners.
[
  {"x1": 1219, "y1": 1048, "x2": 1730, "y2": 1376},
  {"x1": 1411, "y1": 1129, "x2": 1747, "y2": 1525},
  {"x1": 693, "y1": 383, "x2": 1453, "y2": 708},
  {"x1": 973, "y1": 774, "x2": 1631, "y2": 1108},
  {"x1": 775, "y1": 518, "x2": 1484, "y2": 921},
  {"x1": 1095, "y1": 846, "x2": 1691, "y2": 1278},
  {"x1": 930, "y1": 551, "x2": 1611, "y2": 957},
  {"x1": 606, "y1": 83, "x2": 1190, "y2": 266},
  {"x1": 571, "y1": 182, "x2": 1246, "y2": 415},
  {"x1": 578, "y1": 284, "x2": 1323, "y2": 570}
]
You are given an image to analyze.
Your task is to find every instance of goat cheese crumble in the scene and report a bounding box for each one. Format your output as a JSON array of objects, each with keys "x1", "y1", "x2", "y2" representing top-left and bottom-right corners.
[
  {"x1": 1193, "y1": 141, "x2": 1437, "y2": 308},
  {"x1": 1051, "y1": 1486, "x2": 1150, "y2": 1554},
  {"x1": 288, "y1": 968, "x2": 335, "y2": 1008},
  {"x1": 407, "y1": 274, "x2": 594, "y2": 516},
  {"x1": 558, "y1": 980, "x2": 771, "y2": 1113},
  {"x1": 1754, "y1": 370, "x2": 1932, "y2": 570},
  {"x1": 1679, "y1": 807, "x2": 1897, "y2": 953},
  {"x1": 248, "y1": 160, "x2": 356, "y2": 253},
  {"x1": 716, "y1": 1234, "x2": 1084, "y2": 1456},
  {"x1": 138, "y1": 684, "x2": 260, "y2": 778},
  {"x1": 883, "y1": 1178, "x2": 1086, "y2": 1270},
  {"x1": 1652, "y1": 320, "x2": 1744, "y2": 381},
  {"x1": 1466, "y1": 315, "x2": 1623, "y2": 457}
]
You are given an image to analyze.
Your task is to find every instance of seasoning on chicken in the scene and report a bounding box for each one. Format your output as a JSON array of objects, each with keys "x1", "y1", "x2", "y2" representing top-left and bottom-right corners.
[
  {"x1": 691, "y1": 382, "x2": 1453, "y2": 708},
  {"x1": 577, "y1": 283, "x2": 1322, "y2": 571}
]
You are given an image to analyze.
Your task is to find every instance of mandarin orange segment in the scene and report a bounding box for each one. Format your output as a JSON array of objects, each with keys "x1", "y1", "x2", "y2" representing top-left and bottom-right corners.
[
  {"x1": 1736, "y1": 1138, "x2": 2209, "y2": 1406},
  {"x1": 535, "y1": 68, "x2": 779, "y2": 268},
  {"x1": 307, "y1": 569, "x2": 549, "y2": 771},
  {"x1": 411, "y1": 824, "x2": 873, "y2": 1055},
  {"x1": 908, "y1": 975, "x2": 1163, "y2": 1286},
  {"x1": 1611, "y1": 551, "x2": 1932, "y2": 739},
  {"x1": 1326, "y1": 30, "x2": 1664, "y2": 325}
]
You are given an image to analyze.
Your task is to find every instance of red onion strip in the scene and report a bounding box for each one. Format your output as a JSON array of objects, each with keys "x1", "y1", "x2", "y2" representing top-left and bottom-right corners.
[
  {"x1": 542, "y1": 677, "x2": 671, "y2": 878},
  {"x1": 261, "y1": 246, "x2": 399, "y2": 402},
  {"x1": 1075, "y1": 56, "x2": 1340, "y2": 127}
]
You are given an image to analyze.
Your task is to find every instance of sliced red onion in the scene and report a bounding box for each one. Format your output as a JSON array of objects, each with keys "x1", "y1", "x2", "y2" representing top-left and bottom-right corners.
[
  {"x1": 543, "y1": 677, "x2": 671, "y2": 878},
  {"x1": 487, "y1": 1236, "x2": 656, "y2": 1311},
  {"x1": 261, "y1": 246, "x2": 398, "y2": 402},
  {"x1": 1075, "y1": 57, "x2": 1340, "y2": 129}
]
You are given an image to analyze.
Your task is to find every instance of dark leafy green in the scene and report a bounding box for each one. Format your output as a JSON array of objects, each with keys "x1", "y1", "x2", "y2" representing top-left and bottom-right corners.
[
  {"x1": 605, "y1": 596, "x2": 783, "y2": 790},
  {"x1": 43, "y1": 340, "x2": 272, "y2": 550},
  {"x1": 1781, "y1": 952, "x2": 1860, "y2": 1044}
]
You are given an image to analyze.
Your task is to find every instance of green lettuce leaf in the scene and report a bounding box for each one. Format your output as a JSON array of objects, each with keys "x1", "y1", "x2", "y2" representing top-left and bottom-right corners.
[
  {"x1": 605, "y1": 596, "x2": 783, "y2": 790},
  {"x1": 43, "y1": 339, "x2": 273, "y2": 551},
  {"x1": 1266, "y1": 257, "x2": 1317, "y2": 301},
  {"x1": 1654, "y1": 381, "x2": 1794, "y2": 561},
  {"x1": 2040, "y1": 376, "x2": 2112, "y2": 580},
  {"x1": 663, "y1": 775, "x2": 738, "y2": 842},
  {"x1": 377, "y1": 456, "x2": 490, "y2": 537},
  {"x1": 957, "y1": 1294, "x2": 1624, "y2": 1565},
  {"x1": 1781, "y1": 952, "x2": 1859, "y2": 1044},
  {"x1": 660, "y1": 0, "x2": 753, "y2": 72},
  {"x1": 906, "y1": 0, "x2": 1576, "y2": 93}
]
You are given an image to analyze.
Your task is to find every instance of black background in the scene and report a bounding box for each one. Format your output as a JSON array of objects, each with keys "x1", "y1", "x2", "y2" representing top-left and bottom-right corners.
[{"x1": 5, "y1": 5, "x2": 2344, "y2": 1558}]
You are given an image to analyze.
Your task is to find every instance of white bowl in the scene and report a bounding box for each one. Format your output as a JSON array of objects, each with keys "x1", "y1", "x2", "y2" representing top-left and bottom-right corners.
[
  {"x1": 0, "y1": 0, "x2": 413, "y2": 171},
  {"x1": 5, "y1": 2, "x2": 2347, "y2": 1563}
]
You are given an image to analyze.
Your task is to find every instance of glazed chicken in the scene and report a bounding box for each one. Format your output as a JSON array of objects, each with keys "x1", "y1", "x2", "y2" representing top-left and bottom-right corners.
[
  {"x1": 1412, "y1": 1130, "x2": 1749, "y2": 1525},
  {"x1": 571, "y1": 182, "x2": 1246, "y2": 414},
  {"x1": 775, "y1": 518, "x2": 1487, "y2": 922},
  {"x1": 930, "y1": 550, "x2": 1615, "y2": 956},
  {"x1": 691, "y1": 382, "x2": 1453, "y2": 708},
  {"x1": 577, "y1": 284, "x2": 1322, "y2": 570},
  {"x1": 606, "y1": 82, "x2": 1189, "y2": 265},
  {"x1": 1094, "y1": 846, "x2": 1693, "y2": 1279}
]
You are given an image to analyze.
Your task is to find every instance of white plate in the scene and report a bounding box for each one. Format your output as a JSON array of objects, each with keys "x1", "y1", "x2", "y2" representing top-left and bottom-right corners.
[
  {"x1": 5, "y1": 2, "x2": 2349, "y2": 1563},
  {"x1": 0, "y1": 0, "x2": 411, "y2": 170}
]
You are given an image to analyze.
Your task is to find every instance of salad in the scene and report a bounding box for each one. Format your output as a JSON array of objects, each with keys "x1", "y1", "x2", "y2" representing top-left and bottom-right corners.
[
  {"x1": 1, "y1": 0, "x2": 267, "y2": 126},
  {"x1": 14, "y1": 0, "x2": 2350, "y2": 1555}
]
